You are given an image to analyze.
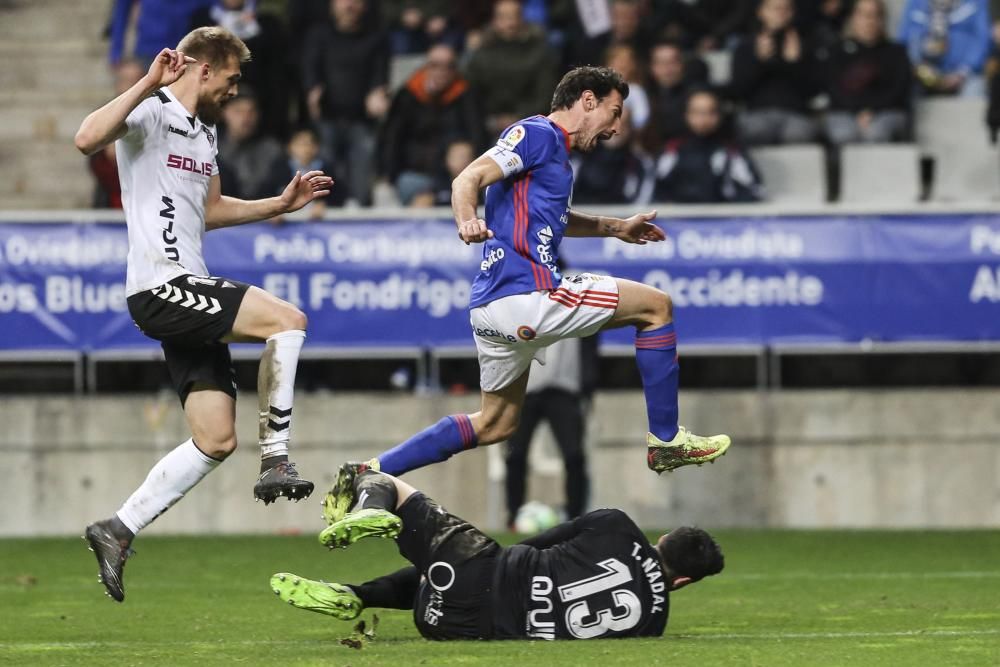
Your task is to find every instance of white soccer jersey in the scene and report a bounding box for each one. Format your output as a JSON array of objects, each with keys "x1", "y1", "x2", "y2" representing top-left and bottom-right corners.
[{"x1": 116, "y1": 87, "x2": 218, "y2": 296}]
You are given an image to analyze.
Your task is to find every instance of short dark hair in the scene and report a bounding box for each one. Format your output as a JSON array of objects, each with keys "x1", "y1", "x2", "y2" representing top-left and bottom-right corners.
[
  {"x1": 550, "y1": 66, "x2": 629, "y2": 112},
  {"x1": 657, "y1": 527, "x2": 724, "y2": 582}
]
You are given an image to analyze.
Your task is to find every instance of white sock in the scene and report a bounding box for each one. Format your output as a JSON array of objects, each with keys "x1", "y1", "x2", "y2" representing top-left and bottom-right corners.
[
  {"x1": 116, "y1": 439, "x2": 221, "y2": 535},
  {"x1": 258, "y1": 329, "x2": 305, "y2": 460}
]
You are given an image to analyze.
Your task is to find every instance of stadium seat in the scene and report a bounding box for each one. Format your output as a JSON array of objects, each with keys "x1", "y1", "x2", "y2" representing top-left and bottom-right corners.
[
  {"x1": 915, "y1": 97, "x2": 1000, "y2": 201},
  {"x1": 389, "y1": 54, "x2": 426, "y2": 91},
  {"x1": 839, "y1": 143, "x2": 920, "y2": 204},
  {"x1": 702, "y1": 50, "x2": 732, "y2": 87},
  {"x1": 751, "y1": 145, "x2": 826, "y2": 204}
]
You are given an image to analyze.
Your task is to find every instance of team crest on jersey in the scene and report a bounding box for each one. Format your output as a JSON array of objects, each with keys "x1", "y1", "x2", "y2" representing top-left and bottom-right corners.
[
  {"x1": 205, "y1": 128, "x2": 215, "y2": 147},
  {"x1": 517, "y1": 325, "x2": 536, "y2": 341},
  {"x1": 499, "y1": 125, "x2": 526, "y2": 150}
]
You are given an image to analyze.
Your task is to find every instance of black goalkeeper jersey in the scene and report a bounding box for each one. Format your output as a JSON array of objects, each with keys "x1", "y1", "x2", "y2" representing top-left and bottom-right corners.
[{"x1": 491, "y1": 509, "x2": 670, "y2": 640}]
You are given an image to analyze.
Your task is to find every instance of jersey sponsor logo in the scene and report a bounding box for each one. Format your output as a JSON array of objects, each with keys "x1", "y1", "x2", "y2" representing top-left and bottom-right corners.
[
  {"x1": 166, "y1": 153, "x2": 213, "y2": 177},
  {"x1": 473, "y1": 325, "x2": 516, "y2": 343},
  {"x1": 499, "y1": 125, "x2": 526, "y2": 150},
  {"x1": 480, "y1": 247, "x2": 505, "y2": 271},
  {"x1": 423, "y1": 561, "x2": 456, "y2": 627},
  {"x1": 527, "y1": 576, "x2": 556, "y2": 640},
  {"x1": 167, "y1": 125, "x2": 189, "y2": 138},
  {"x1": 516, "y1": 325, "x2": 536, "y2": 341},
  {"x1": 159, "y1": 195, "x2": 180, "y2": 262}
]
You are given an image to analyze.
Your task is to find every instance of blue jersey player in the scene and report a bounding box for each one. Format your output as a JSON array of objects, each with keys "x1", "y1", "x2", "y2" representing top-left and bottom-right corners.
[{"x1": 322, "y1": 67, "x2": 731, "y2": 527}]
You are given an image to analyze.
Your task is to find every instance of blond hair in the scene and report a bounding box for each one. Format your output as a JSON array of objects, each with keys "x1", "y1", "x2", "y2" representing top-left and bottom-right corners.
[{"x1": 177, "y1": 27, "x2": 251, "y2": 68}]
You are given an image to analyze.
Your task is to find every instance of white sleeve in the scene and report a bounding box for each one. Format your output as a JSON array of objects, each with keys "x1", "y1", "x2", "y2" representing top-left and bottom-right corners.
[{"x1": 123, "y1": 95, "x2": 163, "y2": 141}]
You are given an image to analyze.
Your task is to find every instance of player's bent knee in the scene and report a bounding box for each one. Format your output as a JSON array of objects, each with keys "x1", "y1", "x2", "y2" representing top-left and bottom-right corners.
[
  {"x1": 284, "y1": 307, "x2": 307, "y2": 332},
  {"x1": 196, "y1": 434, "x2": 237, "y2": 460},
  {"x1": 647, "y1": 290, "x2": 673, "y2": 327}
]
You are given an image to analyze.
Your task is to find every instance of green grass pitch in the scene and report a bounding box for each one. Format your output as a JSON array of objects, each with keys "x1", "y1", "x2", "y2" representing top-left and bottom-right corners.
[{"x1": 2, "y1": 530, "x2": 998, "y2": 666}]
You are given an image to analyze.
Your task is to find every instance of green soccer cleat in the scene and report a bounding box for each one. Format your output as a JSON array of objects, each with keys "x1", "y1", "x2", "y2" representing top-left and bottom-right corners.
[
  {"x1": 318, "y1": 508, "x2": 402, "y2": 550},
  {"x1": 647, "y1": 426, "x2": 731, "y2": 474},
  {"x1": 321, "y1": 459, "x2": 380, "y2": 526},
  {"x1": 269, "y1": 573, "x2": 363, "y2": 620}
]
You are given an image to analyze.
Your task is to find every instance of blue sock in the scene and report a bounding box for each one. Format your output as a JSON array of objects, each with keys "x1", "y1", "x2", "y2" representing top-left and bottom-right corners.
[
  {"x1": 376, "y1": 415, "x2": 477, "y2": 476},
  {"x1": 635, "y1": 323, "x2": 679, "y2": 441}
]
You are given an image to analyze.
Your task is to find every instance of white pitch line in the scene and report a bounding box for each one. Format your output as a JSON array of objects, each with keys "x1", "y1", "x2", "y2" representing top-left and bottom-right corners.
[
  {"x1": 673, "y1": 629, "x2": 1000, "y2": 641},
  {"x1": 725, "y1": 571, "x2": 1000, "y2": 581}
]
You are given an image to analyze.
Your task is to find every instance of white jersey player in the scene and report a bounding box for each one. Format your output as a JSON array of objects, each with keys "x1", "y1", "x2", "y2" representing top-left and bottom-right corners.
[{"x1": 74, "y1": 27, "x2": 334, "y2": 603}]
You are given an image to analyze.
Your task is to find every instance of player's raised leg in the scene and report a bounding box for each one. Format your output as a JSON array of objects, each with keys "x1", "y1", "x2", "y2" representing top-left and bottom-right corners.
[
  {"x1": 322, "y1": 372, "x2": 529, "y2": 524},
  {"x1": 225, "y1": 286, "x2": 313, "y2": 503},
  {"x1": 604, "y1": 278, "x2": 730, "y2": 473}
]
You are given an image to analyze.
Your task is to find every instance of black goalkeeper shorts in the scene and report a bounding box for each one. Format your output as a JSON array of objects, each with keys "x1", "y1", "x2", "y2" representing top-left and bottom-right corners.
[{"x1": 397, "y1": 493, "x2": 500, "y2": 640}]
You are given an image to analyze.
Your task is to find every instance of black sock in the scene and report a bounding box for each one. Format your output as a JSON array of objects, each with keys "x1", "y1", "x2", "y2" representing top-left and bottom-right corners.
[
  {"x1": 108, "y1": 516, "x2": 135, "y2": 544},
  {"x1": 260, "y1": 454, "x2": 288, "y2": 472},
  {"x1": 351, "y1": 470, "x2": 398, "y2": 512},
  {"x1": 349, "y1": 566, "x2": 420, "y2": 610}
]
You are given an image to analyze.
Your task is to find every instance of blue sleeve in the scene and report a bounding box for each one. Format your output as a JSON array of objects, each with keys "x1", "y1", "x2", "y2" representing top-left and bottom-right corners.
[
  {"x1": 109, "y1": 0, "x2": 136, "y2": 65},
  {"x1": 896, "y1": 0, "x2": 920, "y2": 58},
  {"x1": 964, "y1": 0, "x2": 992, "y2": 73},
  {"x1": 484, "y1": 121, "x2": 556, "y2": 178}
]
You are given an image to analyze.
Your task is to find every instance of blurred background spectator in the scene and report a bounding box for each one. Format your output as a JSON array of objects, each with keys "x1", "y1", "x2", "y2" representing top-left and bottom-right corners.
[
  {"x1": 412, "y1": 139, "x2": 478, "y2": 207},
  {"x1": 567, "y1": 0, "x2": 653, "y2": 67},
  {"x1": 377, "y1": 44, "x2": 483, "y2": 206},
  {"x1": 88, "y1": 59, "x2": 146, "y2": 209},
  {"x1": 107, "y1": 0, "x2": 213, "y2": 66},
  {"x1": 730, "y1": 0, "x2": 820, "y2": 145},
  {"x1": 381, "y1": 1, "x2": 464, "y2": 54},
  {"x1": 264, "y1": 127, "x2": 345, "y2": 219},
  {"x1": 605, "y1": 44, "x2": 650, "y2": 131},
  {"x1": 302, "y1": 0, "x2": 389, "y2": 205},
  {"x1": 654, "y1": 88, "x2": 763, "y2": 203},
  {"x1": 899, "y1": 0, "x2": 991, "y2": 97},
  {"x1": 190, "y1": 0, "x2": 289, "y2": 139},
  {"x1": 641, "y1": 40, "x2": 709, "y2": 152},
  {"x1": 465, "y1": 0, "x2": 557, "y2": 139},
  {"x1": 218, "y1": 89, "x2": 284, "y2": 200},
  {"x1": 822, "y1": 0, "x2": 912, "y2": 145}
]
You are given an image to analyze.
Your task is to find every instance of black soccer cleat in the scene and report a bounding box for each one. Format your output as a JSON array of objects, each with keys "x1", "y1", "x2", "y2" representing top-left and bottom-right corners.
[
  {"x1": 84, "y1": 519, "x2": 133, "y2": 602},
  {"x1": 254, "y1": 461, "x2": 315, "y2": 505}
]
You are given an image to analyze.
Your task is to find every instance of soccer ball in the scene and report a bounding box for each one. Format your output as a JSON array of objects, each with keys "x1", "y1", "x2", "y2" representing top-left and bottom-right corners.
[{"x1": 513, "y1": 501, "x2": 561, "y2": 534}]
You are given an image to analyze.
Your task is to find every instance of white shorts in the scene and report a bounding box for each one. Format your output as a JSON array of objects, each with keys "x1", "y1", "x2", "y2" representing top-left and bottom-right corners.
[{"x1": 470, "y1": 273, "x2": 619, "y2": 392}]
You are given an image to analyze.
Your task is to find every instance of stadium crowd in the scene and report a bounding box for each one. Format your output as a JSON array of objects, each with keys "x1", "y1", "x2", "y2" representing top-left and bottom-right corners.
[{"x1": 93, "y1": 0, "x2": 1000, "y2": 209}]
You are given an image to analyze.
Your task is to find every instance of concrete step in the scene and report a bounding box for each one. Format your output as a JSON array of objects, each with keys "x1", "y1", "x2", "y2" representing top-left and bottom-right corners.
[
  {"x1": 0, "y1": 103, "x2": 100, "y2": 143},
  {"x1": 0, "y1": 54, "x2": 112, "y2": 92},
  {"x1": 0, "y1": 140, "x2": 94, "y2": 205},
  {"x1": 0, "y1": 1, "x2": 111, "y2": 39}
]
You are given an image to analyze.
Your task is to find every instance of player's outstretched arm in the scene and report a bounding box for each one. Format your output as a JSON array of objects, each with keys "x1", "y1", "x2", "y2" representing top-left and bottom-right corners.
[
  {"x1": 565, "y1": 209, "x2": 666, "y2": 245},
  {"x1": 74, "y1": 48, "x2": 195, "y2": 156},
  {"x1": 452, "y1": 155, "x2": 505, "y2": 244},
  {"x1": 204, "y1": 171, "x2": 334, "y2": 230}
]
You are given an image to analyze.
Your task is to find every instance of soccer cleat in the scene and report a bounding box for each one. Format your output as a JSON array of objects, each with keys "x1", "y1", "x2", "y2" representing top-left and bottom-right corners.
[
  {"x1": 254, "y1": 461, "x2": 314, "y2": 505},
  {"x1": 84, "y1": 520, "x2": 133, "y2": 602},
  {"x1": 321, "y1": 459, "x2": 380, "y2": 526},
  {"x1": 647, "y1": 426, "x2": 731, "y2": 474},
  {"x1": 318, "y1": 508, "x2": 402, "y2": 550},
  {"x1": 269, "y1": 573, "x2": 363, "y2": 620}
]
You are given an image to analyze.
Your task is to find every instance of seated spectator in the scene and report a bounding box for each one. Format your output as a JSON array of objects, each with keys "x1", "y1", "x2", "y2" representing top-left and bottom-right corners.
[
  {"x1": 823, "y1": 0, "x2": 912, "y2": 145},
  {"x1": 264, "y1": 127, "x2": 344, "y2": 221},
  {"x1": 682, "y1": 0, "x2": 756, "y2": 52},
  {"x1": 606, "y1": 44, "x2": 651, "y2": 131},
  {"x1": 190, "y1": 0, "x2": 289, "y2": 139},
  {"x1": 567, "y1": 0, "x2": 654, "y2": 67},
  {"x1": 303, "y1": 0, "x2": 390, "y2": 205},
  {"x1": 381, "y1": 1, "x2": 464, "y2": 54},
  {"x1": 108, "y1": 0, "x2": 213, "y2": 66},
  {"x1": 653, "y1": 89, "x2": 763, "y2": 203},
  {"x1": 572, "y1": 110, "x2": 653, "y2": 205},
  {"x1": 378, "y1": 43, "x2": 483, "y2": 206},
  {"x1": 641, "y1": 40, "x2": 709, "y2": 151},
  {"x1": 218, "y1": 90, "x2": 284, "y2": 200},
  {"x1": 899, "y1": 0, "x2": 991, "y2": 97},
  {"x1": 730, "y1": 0, "x2": 820, "y2": 145},
  {"x1": 411, "y1": 139, "x2": 478, "y2": 207},
  {"x1": 464, "y1": 0, "x2": 557, "y2": 138},
  {"x1": 88, "y1": 59, "x2": 146, "y2": 208}
]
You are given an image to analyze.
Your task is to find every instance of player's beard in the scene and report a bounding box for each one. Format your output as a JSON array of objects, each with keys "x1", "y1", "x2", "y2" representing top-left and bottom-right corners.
[{"x1": 197, "y1": 97, "x2": 225, "y2": 126}]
